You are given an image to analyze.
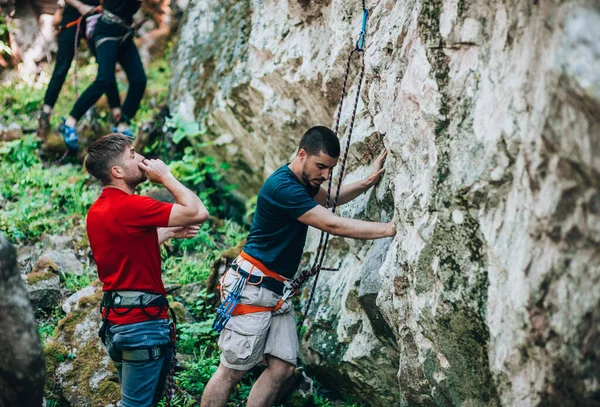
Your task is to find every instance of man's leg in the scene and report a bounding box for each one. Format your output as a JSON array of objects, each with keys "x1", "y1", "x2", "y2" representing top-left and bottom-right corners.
[
  {"x1": 43, "y1": 26, "x2": 77, "y2": 110},
  {"x1": 116, "y1": 37, "x2": 146, "y2": 126},
  {"x1": 109, "y1": 320, "x2": 172, "y2": 407},
  {"x1": 246, "y1": 355, "x2": 295, "y2": 407},
  {"x1": 248, "y1": 302, "x2": 298, "y2": 406},
  {"x1": 201, "y1": 363, "x2": 246, "y2": 407},
  {"x1": 39, "y1": 26, "x2": 78, "y2": 141},
  {"x1": 119, "y1": 356, "x2": 166, "y2": 407},
  {"x1": 68, "y1": 39, "x2": 119, "y2": 123}
]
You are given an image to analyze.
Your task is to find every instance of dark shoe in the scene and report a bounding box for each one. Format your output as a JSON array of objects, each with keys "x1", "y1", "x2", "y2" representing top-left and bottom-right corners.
[
  {"x1": 58, "y1": 117, "x2": 79, "y2": 151},
  {"x1": 37, "y1": 112, "x2": 51, "y2": 142}
]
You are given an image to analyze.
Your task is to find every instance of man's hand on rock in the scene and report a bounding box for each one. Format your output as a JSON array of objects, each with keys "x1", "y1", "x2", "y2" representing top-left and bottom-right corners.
[{"x1": 365, "y1": 149, "x2": 387, "y2": 187}]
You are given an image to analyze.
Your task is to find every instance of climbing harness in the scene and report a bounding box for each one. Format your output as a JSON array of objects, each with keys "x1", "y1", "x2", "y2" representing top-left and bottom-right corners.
[
  {"x1": 213, "y1": 2, "x2": 370, "y2": 334},
  {"x1": 213, "y1": 251, "x2": 295, "y2": 333},
  {"x1": 98, "y1": 290, "x2": 179, "y2": 406}
]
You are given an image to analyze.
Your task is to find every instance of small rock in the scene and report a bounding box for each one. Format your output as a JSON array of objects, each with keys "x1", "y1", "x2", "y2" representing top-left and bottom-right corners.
[
  {"x1": 33, "y1": 250, "x2": 84, "y2": 276},
  {"x1": 41, "y1": 234, "x2": 73, "y2": 251},
  {"x1": 17, "y1": 245, "x2": 42, "y2": 274},
  {"x1": 62, "y1": 285, "x2": 97, "y2": 314},
  {"x1": 26, "y1": 272, "x2": 61, "y2": 311}
]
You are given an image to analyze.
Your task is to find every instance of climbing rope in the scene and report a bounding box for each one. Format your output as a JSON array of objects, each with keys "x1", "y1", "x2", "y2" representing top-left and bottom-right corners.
[
  {"x1": 294, "y1": 3, "x2": 369, "y2": 330},
  {"x1": 164, "y1": 343, "x2": 177, "y2": 406},
  {"x1": 164, "y1": 308, "x2": 178, "y2": 407}
]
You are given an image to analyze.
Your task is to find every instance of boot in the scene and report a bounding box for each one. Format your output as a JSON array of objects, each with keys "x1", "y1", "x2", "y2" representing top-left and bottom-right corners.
[
  {"x1": 57, "y1": 117, "x2": 79, "y2": 151},
  {"x1": 37, "y1": 111, "x2": 51, "y2": 143}
]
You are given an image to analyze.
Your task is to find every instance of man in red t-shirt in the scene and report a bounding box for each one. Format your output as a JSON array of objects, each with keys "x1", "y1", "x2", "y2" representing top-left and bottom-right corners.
[{"x1": 85, "y1": 133, "x2": 209, "y2": 407}]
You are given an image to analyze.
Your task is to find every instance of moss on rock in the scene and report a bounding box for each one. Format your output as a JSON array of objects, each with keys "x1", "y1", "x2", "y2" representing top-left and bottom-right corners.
[{"x1": 27, "y1": 270, "x2": 58, "y2": 285}]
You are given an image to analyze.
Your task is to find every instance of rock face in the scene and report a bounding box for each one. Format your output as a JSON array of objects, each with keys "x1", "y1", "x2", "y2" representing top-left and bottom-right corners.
[
  {"x1": 0, "y1": 233, "x2": 45, "y2": 406},
  {"x1": 170, "y1": 0, "x2": 600, "y2": 406}
]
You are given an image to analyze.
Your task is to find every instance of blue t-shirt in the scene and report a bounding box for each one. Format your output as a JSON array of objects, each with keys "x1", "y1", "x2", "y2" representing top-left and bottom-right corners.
[{"x1": 243, "y1": 165, "x2": 319, "y2": 278}]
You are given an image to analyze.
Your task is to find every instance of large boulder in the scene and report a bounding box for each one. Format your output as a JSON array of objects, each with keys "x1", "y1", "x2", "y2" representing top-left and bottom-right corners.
[
  {"x1": 0, "y1": 232, "x2": 45, "y2": 406},
  {"x1": 171, "y1": 0, "x2": 600, "y2": 405}
]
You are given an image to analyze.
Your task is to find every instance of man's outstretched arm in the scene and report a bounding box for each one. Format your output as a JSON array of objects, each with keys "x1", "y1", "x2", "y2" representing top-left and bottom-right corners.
[
  {"x1": 298, "y1": 204, "x2": 396, "y2": 239},
  {"x1": 315, "y1": 150, "x2": 387, "y2": 206}
]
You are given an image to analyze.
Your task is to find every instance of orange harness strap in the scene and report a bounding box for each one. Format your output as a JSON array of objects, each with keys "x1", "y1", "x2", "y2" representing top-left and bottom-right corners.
[
  {"x1": 230, "y1": 299, "x2": 286, "y2": 316},
  {"x1": 239, "y1": 250, "x2": 287, "y2": 282},
  {"x1": 57, "y1": 6, "x2": 103, "y2": 35},
  {"x1": 224, "y1": 251, "x2": 290, "y2": 316}
]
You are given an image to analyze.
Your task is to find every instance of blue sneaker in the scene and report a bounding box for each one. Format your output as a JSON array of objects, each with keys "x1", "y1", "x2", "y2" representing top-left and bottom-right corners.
[
  {"x1": 112, "y1": 126, "x2": 135, "y2": 139},
  {"x1": 58, "y1": 117, "x2": 79, "y2": 150}
]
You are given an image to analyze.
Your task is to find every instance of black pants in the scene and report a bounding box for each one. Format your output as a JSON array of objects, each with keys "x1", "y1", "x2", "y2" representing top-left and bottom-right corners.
[
  {"x1": 69, "y1": 21, "x2": 146, "y2": 123},
  {"x1": 43, "y1": 25, "x2": 120, "y2": 110}
]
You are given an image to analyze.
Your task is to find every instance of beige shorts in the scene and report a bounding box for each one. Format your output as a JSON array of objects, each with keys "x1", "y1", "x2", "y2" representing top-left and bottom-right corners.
[{"x1": 218, "y1": 260, "x2": 298, "y2": 371}]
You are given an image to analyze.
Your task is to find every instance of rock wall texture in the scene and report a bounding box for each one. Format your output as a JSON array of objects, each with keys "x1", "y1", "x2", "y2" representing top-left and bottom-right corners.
[{"x1": 170, "y1": 0, "x2": 600, "y2": 406}]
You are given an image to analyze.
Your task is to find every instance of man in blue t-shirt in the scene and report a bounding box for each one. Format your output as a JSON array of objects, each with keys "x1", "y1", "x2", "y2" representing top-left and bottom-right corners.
[{"x1": 202, "y1": 126, "x2": 396, "y2": 407}]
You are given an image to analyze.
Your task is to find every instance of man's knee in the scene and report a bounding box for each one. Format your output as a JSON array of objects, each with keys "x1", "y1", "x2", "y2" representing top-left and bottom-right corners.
[
  {"x1": 95, "y1": 75, "x2": 117, "y2": 90},
  {"x1": 266, "y1": 357, "x2": 295, "y2": 381},
  {"x1": 217, "y1": 363, "x2": 247, "y2": 386}
]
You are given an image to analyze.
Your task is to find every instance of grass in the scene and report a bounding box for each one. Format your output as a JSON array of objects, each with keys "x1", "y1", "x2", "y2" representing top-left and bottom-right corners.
[{"x1": 0, "y1": 135, "x2": 97, "y2": 244}]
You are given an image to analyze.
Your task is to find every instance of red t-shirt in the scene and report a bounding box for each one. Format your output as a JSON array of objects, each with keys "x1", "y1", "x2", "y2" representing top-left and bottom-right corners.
[{"x1": 86, "y1": 187, "x2": 173, "y2": 324}]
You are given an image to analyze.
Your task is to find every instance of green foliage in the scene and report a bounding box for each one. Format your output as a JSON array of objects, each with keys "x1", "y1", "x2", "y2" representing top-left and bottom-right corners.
[
  {"x1": 38, "y1": 309, "x2": 65, "y2": 343},
  {"x1": 0, "y1": 135, "x2": 98, "y2": 244},
  {"x1": 61, "y1": 268, "x2": 95, "y2": 293},
  {"x1": 244, "y1": 194, "x2": 258, "y2": 224},
  {"x1": 163, "y1": 252, "x2": 213, "y2": 286},
  {"x1": 217, "y1": 219, "x2": 247, "y2": 247},
  {"x1": 176, "y1": 351, "x2": 220, "y2": 395},
  {"x1": 0, "y1": 13, "x2": 12, "y2": 56},
  {"x1": 177, "y1": 321, "x2": 218, "y2": 354},
  {"x1": 164, "y1": 113, "x2": 204, "y2": 145}
]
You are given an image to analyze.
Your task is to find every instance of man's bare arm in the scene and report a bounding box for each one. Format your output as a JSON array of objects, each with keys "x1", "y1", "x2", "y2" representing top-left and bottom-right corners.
[
  {"x1": 157, "y1": 227, "x2": 171, "y2": 245},
  {"x1": 157, "y1": 225, "x2": 201, "y2": 245},
  {"x1": 314, "y1": 150, "x2": 387, "y2": 207},
  {"x1": 298, "y1": 205, "x2": 395, "y2": 239}
]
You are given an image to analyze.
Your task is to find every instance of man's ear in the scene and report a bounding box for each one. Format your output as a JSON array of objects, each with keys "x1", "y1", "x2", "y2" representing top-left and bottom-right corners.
[
  {"x1": 110, "y1": 165, "x2": 124, "y2": 180},
  {"x1": 297, "y1": 148, "x2": 307, "y2": 162}
]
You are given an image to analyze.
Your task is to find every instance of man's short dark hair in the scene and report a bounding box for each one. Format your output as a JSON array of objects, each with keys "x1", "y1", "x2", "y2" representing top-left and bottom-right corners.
[
  {"x1": 299, "y1": 126, "x2": 340, "y2": 158},
  {"x1": 84, "y1": 134, "x2": 132, "y2": 185}
]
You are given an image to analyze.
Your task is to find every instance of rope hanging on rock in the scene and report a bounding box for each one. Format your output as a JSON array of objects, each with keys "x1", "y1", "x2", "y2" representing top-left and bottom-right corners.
[{"x1": 293, "y1": 3, "x2": 369, "y2": 329}]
